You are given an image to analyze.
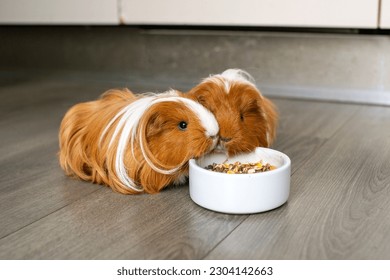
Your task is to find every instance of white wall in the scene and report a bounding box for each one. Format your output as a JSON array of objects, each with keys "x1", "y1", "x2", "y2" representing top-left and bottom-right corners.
[
  {"x1": 0, "y1": 0, "x2": 118, "y2": 24},
  {"x1": 381, "y1": 0, "x2": 390, "y2": 28},
  {"x1": 120, "y1": 0, "x2": 379, "y2": 28},
  {"x1": 0, "y1": 0, "x2": 386, "y2": 28}
]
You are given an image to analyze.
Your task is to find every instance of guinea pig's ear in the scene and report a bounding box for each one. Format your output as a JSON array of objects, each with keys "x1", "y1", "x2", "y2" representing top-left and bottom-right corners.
[
  {"x1": 259, "y1": 96, "x2": 279, "y2": 145},
  {"x1": 195, "y1": 94, "x2": 207, "y2": 106},
  {"x1": 144, "y1": 110, "x2": 164, "y2": 138}
]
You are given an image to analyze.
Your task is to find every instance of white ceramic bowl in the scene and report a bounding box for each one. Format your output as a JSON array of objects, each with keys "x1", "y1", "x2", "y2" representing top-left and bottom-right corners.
[{"x1": 189, "y1": 147, "x2": 291, "y2": 214}]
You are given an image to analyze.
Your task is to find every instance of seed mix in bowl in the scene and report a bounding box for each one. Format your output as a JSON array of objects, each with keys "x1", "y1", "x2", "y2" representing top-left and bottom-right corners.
[{"x1": 205, "y1": 161, "x2": 276, "y2": 174}]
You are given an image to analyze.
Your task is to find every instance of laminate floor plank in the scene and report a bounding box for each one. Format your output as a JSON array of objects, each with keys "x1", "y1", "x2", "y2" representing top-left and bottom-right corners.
[
  {"x1": 271, "y1": 99, "x2": 360, "y2": 173},
  {"x1": 0, "y1": 186, "x2": 246, "y2": 259},
  {"x1": 206, "y1": 105, "x2": 390, "y2": 259},
  {"x1": 0, "y1": 80, "x2": 125, "y2": 237},
  {"x1": 0, "y1": 136, "x2": 101, "y2": 238}
]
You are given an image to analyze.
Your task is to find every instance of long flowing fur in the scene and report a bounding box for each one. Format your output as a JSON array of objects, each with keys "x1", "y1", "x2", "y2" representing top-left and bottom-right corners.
[
  {"x1": 59, "y1": 88, "x2": 219, "y2": 194},
  {"x1": 186, "y1": 68, "x2": 278, "y2": 156}
]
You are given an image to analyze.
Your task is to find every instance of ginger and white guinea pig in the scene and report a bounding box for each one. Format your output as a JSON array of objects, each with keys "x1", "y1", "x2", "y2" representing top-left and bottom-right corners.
[
  {"x1": 58, "y1": 88, "x2": 219, "y2": 194},
  {"x1": 185, "y1": 69, "x2": 278, "y2": 156}
]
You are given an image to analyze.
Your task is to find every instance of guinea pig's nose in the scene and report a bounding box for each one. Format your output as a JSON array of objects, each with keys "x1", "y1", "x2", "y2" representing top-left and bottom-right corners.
[{"x1": 220, "y1": 137, "x2": 232, "y2": 143}]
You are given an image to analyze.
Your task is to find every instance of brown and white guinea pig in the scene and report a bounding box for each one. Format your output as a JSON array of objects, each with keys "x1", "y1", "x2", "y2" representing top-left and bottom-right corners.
[
  {"x1": 185, "y1": 69, "x2": 278, "y2": 156},
  {"x1": 58, "y1": 88, "x2": 219, "y2": 194}
]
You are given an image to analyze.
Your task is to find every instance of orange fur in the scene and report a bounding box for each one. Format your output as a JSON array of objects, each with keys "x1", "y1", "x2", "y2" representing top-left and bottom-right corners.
[
  {"x1": 186, "y1": 71, "x2": 278, "y2": 156},
  {"x1": 59, "y1": 88, "x2": 217, "y2": 194}
]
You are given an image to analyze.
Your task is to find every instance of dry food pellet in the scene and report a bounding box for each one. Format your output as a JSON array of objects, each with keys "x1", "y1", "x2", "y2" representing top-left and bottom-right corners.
[{"x1": 205, "y1": 161, "x2": 276, "y2": 174}]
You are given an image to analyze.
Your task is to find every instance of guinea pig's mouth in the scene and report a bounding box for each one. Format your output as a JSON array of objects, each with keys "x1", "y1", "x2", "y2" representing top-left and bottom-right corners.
[
  {"x1": 212, "y1": 142, "x2": 228, "y2": 155},
  {"x1": 213, "y1": 140, "x2": 250, "y2": 157}
]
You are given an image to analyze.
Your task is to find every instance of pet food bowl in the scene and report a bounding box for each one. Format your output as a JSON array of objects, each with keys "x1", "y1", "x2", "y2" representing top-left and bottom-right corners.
[{"x1": 189, "y1": 147, "x2": 291, "y2": 214}]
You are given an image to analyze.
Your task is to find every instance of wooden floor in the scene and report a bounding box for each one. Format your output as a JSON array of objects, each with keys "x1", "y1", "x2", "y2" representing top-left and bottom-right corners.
[{"x1": 1, "y1": 72, "x2": 390, "y2": 260}]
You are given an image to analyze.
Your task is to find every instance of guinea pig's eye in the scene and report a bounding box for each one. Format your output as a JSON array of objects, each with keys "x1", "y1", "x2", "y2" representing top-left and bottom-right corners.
[
  {"x1": 178, "y1": 121, "x2": 188, "y2": 131},
  {"x1": 240, "y1": 113, "x2": 244, "y2": 121}
]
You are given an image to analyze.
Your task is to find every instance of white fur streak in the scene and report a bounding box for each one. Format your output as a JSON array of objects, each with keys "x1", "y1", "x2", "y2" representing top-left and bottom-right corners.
[
  {"x1": 102, "y1": 97, "x2": 158, "y2": 192},
  {"x1": 205, "y1": 68, "x2": 257, "y2": 94},
  {"x1": 221, "y1": 69, "x2": 256, "y2": 84},
  {"x1": 100, "y1": 90, "x2": 219, "y2": 191}
]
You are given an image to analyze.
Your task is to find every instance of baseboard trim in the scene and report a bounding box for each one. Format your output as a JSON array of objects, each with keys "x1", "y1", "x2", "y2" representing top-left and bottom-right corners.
[{"x1": 261, "y1": 84, "x2": 390, "y2": 106}]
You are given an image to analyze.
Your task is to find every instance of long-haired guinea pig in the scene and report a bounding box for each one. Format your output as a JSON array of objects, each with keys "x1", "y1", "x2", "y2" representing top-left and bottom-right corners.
[
  {"x1": 185, "y1": 69, "x2": 278, "y2": 156},
  {"x1": 58, "y1": 88, "x2": 219, "y2": 194}
]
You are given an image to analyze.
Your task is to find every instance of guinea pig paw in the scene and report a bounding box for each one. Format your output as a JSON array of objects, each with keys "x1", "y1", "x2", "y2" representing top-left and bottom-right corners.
[{"x1": 172, "y1": 174, "x2": 188, "y2": 185}]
